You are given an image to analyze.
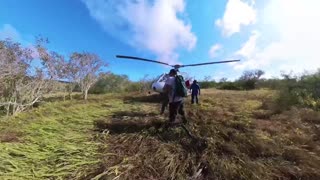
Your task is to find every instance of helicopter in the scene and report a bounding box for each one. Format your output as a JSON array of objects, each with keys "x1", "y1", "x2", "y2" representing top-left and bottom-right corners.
[{"x1": 116, "y1": 55, "x2": 240, "y2": 94}]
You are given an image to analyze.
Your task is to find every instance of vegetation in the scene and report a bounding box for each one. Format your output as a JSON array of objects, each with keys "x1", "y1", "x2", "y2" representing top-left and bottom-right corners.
[
  {"x1": 0, "y1": 94, "x2": 124, "y2": 179},
  {"x1": 90, "y1": 74, "x2": 156, "y2": 94},
  {"x1": 1, "y1": 89, "x2": 320, "y2": 179},
  {"x1": 275, "y1": 70, "x2": 320, "y2": 111},
  {"x1": 68, "y1": 52, "x2": 106, "y2": 100},
  {"x1": 90, "y1": 72, "x2": 131, "y2": 94},
  {"x1": 0, "y1": 38, "x2": 106, "y2": 116},
  {"x1": 0, "y1": 38, "x2": 56, "y2": 116},
  {"x1": 198, "y1": 69, "x2": 265, "y2": 91},
  {"x1": 1, "y1": 36, "x2": 320, "y2": 180},
  {"x1": 199, "y1": 69, "x2": 320, "y2": 111}
]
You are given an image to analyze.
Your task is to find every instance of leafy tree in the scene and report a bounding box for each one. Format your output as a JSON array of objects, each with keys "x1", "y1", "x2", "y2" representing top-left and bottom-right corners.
[
  {"x1": 219, "y1": 78, "x2": 228, "y2": 83},
  {"x1": 273, "y1": 70, "x2": 320, "y2": 111},
  {"x1": 238, "y1": 69, "x2": 265, "y2": 90},
  {"x1": 90, "y1": 72, "x2": 130, "y2": 94},
  {"x1": 199, "y1": 76, "x2": 217, "y2": 89}
]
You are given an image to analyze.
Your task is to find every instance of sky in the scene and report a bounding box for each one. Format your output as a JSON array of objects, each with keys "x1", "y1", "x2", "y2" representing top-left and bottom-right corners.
[{"x1": 1, "y1": 0, "x2": 320, "y2": 81}]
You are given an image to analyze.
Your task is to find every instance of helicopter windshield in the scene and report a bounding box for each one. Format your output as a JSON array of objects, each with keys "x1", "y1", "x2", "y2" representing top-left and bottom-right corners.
[{"x1": 159, "y1": 74, "x2": 169, "y2": 82}]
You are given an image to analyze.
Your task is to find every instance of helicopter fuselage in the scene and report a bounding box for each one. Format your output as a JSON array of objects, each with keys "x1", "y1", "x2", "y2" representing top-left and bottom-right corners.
[
  {"x1": 151, "y1": 73, "x2": 167, "y2": 93},
  {"x1": 151, "y1": 73, "x2": 192, "y2": 94}
]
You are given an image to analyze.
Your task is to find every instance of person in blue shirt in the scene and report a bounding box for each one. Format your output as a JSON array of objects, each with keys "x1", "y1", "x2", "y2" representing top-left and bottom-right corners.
[{"x1": 190, "y1": 80, "x2": 200, "y2": 104}]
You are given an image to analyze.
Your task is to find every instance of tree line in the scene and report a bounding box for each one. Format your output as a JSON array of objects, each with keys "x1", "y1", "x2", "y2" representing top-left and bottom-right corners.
[
  {"x1": 198, "y1": 69, "x2": 265, "y2": 90},
  {"x1": 1, "y1": 37, "x2": 320, "y2": 116},
  {"x1": 198, "y1": 69, "x2": 320, "y2": 111},
  {"x1": 0, "y1": 38, "x2": 106, "y2": 115}
]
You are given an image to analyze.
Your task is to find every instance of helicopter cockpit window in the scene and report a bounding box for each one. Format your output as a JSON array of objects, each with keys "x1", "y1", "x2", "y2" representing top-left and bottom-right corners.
[{"x1": 159, "y1": 74, "x2": 169, "y2": 82}]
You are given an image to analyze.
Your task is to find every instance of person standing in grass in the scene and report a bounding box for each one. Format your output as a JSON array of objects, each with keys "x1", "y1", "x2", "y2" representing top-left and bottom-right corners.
[
  {"x1": 163, "y1": 69, "x2": 187, "y2": 124},
  {"x1": 190, "y1": 80, "x2": 200, "y2": 104}
]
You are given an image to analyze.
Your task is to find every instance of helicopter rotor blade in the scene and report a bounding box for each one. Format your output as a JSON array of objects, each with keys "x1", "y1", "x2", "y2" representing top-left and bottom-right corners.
[
  {"x1": 116, "y1": 55, "x2": 171, "y2": 66},
  {"x1": 180, "y1": 60, "x2": 240, "y2": 67}
]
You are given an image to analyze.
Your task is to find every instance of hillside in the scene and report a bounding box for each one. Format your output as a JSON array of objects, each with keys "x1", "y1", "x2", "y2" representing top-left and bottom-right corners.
[{"x1": 1, "y1": 89, "x2": 320, "y2": 179}]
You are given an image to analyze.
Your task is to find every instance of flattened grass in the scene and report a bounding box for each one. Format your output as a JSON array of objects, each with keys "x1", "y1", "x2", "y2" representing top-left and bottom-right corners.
[
  {"x1": 1, "y1": 90, "x2": 320, "y2": 179},
  {"x1": 0, "y1": 94, "x2": 127, "y2": 179}
]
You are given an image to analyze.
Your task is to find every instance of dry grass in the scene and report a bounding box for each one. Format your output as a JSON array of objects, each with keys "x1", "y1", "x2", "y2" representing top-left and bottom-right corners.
[
  {"x1": 89, "y1": 89, "x2": 320, "y2": 179},
  {"x1": 1, "y1": 89, "x2": 320, "y2": 179}
]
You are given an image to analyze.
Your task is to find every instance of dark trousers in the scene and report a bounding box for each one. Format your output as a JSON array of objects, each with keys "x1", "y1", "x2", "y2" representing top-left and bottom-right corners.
[
  {"x1": 191, "y1": 93, "x2": 198, "y2": 104},
  {"x1": 169, "y1": 100, "x2": 186, "y2": 122},
  {"x1": 160, "y1": 93, "x2": 169, "y2": 114},
  {"x1": 161, "y1": 97, "x2": 169, "y2": 114}
]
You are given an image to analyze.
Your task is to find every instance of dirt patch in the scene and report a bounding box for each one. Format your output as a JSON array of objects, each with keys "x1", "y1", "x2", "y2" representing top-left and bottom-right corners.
[
  {"x1": 300, "y1": 108, "x2": 320, "y2": 124},
  {"x1": 0, "y1": 130, "x2": 23, "y2": 142}
]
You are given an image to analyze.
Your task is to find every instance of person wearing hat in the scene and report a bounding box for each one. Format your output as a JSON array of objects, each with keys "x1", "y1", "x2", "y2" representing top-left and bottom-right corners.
[
  {"x1": 190, "y1": 80, "x2": 200, "y2": 104},
  {"x1": 163, "y1": 69, "x2": 187, "y2": 124}
]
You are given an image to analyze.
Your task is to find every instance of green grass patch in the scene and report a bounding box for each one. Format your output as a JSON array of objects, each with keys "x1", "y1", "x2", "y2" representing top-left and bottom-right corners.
[{"x1": 0, "y1": 95, "x2": 128, "y2": 179}]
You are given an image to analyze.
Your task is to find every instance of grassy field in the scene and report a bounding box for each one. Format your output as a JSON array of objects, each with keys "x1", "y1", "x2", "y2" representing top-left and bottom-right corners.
[{"x1": 1, "y1": 89, "x2": 320, "y2": 179}]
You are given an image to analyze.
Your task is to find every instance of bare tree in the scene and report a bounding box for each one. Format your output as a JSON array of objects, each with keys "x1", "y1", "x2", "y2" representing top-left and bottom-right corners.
[
  {"x1": 0, "y1": 38, "x2": 67, "y2": 116},
  {"x1": 0, "y1": 39, "x2": 44, "y2": 115},
  {"x1": 204, "y1": 76, "x2": 211, "y2": 82},
  {"x1": 69, "y1": 52, "x2": 106, "y2": 100},
  {"x1": 0, "y1": 38, "x2": 106, "y2": 115},
  {"x1": 62, "y1": 59, "x2": 79, "y2": 100},
  {"x1": 36, "y1": 37, "x2": 68, "y2": 84},
  {"x1": 0, "y1": 39, "x2": 32, "y2": 115},
  {"x1": 219, "y1": 77, "x2": 228, "y2": 83}
]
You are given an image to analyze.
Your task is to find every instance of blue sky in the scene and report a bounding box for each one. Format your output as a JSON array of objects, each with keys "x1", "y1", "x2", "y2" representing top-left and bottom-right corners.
[{"x1": 1, "y1": 0, "x2": 320, "y2": 81}]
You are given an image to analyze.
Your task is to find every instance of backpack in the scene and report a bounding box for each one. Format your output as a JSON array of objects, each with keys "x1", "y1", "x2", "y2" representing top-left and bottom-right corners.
[{"x1": 174, "y1": 75, "x2": 188, "y2": 97}]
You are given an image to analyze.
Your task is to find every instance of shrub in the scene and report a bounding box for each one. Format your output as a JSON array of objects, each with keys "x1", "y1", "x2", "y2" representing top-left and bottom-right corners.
[
  {"x1": 218, "y1": 82, "x2": 242, "y2": 90},
  {"x1": 89, "y1": 73, "x2": 130, "y2": 94},
  {"x1": 276, "y1": 70, "x2": 320, "y2": 111},
  {"x1": 199, "y1": 81, "x2": 217, "y2": 89}
]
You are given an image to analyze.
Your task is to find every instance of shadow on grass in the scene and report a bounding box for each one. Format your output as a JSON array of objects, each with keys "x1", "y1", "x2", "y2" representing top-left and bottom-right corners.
[
  {"x1": 94, "y1": 118, "x2": 164, "y2": 134},
  {"x1": 94, "y1": 111, "x2": 162, "y2": 134},
  {"x1": 94, "y1": 113, "x2": 208, "y2": 154},
  {"x1": 93, "y1": 113, "x2": 211, "y2": 179},
  {"x1": 111, "y1": 111, "x2": 158, "y2": 118},
  {"x1": 123, "y1": 94, "x2": 164, "y2": 104}
]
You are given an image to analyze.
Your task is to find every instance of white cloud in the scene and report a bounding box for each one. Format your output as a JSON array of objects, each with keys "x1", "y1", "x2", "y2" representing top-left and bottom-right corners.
[
  {"x1": 232, "y1": 0, "x2": 320, "y2": 75},
  {"x1": 82, "y1": 0, "x2": 197, "y2": 64},
  {"x1": 0, "y1": 24, "x2": 21, "y2": 41},
  {"x1": 208, "y1": 44, "x2": 222, "y2": 58},
  {"x1": 215, "y1": 0, "x2": 256, "y2": 37},
  {"x1": 236, "y1": 31, "x2": 259, "y2": 57},
  {"x1": 0, "y1": 24, "x2": 40, "y2": 59}
]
